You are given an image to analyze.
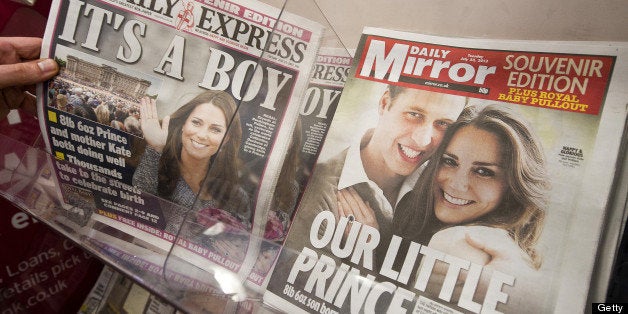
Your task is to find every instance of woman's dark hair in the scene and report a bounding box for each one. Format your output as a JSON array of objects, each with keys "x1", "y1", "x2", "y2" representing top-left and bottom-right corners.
[{"x1": 157, "y1": 91, "x2": 242, "y2": 208}]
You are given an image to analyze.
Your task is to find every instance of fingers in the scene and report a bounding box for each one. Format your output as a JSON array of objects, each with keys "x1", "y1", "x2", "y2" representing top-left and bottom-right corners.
[
  {"x1": 139, "y1": 98, "x2": 147, "y2": 128},
  {"x1": 161, "y1": 115, "x2": 170, "y2": 132},
  {"x1": 0, "y1": 38, "x2": 59, "y2": 106},
  {"x1": 464, "y1": 227, "x2": 518, "y2": 259},
  {"x1": 336, "y1": 190, "x2": 347, "y2": 219},
  {"x1": 336, "y1": 190, "x2": 354, "y2": 238},
  {"x1": 140, "y1": 97, "x2": 168, "y2": 131},
  {"x1": 147, "y1": 97, "x2": 158, "y2": 118},
  {"x1": 138, "y1": 97, "x2": 167, "y2": 152},
  {"x1": 0, "y1": 59, "x2": 58, "y2": 89},
  {"x1": 337, "y1": 189, "x2": 357, "y2": 227},
  {"x1": 0, "y1": 37, "x2": 43, "y2": 61},
  {"x1": 336, "y1": 187, "x2": 378, "y2": 229},
  {"x1": 141, "y1": 97, "x2": 159, "y2": 119},
  {"x1": 139, "y1": 97, "x2": 157, "y2": 128},
  {"x1": 139, "y1": 98, "x2": 145, "y2": 115},
  {"x1": 337, "y1": 189, "x2": 355, "y2": 220},
  {"x1": 340, "y1": 188, "x2": 374, "y2": 219},
  {"x1": 139, "y1": 97, "x2": 152, "y2": 118},
  {"x1": 464, "y1": 232, "x2": 490, "y2": 255},
  {"x1": 344, "y1": 187, "x2": 369, "y2": 218}
]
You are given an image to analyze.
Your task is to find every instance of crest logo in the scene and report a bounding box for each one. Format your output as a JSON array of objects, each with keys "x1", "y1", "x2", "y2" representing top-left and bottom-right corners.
[{"x1": 175, "y1": 0, "x2": 195, "y2": 31}]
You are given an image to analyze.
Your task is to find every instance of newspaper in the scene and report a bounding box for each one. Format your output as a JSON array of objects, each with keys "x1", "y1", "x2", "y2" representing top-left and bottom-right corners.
[
  {"x1": 257, "y1": 47, "x2": 353, "y2": 287},
  {"x1": 38, "y1": 0, "x2": 322, "y2": 254},
  {"x1": 264, "y1": 27, "x2": 628, "y2": 313},
  {"x1": 78, "y1": 265, "x2": 117, "y2": 314},
  {"x1": 262, "y1": 47, "x2": 352, "y2": 244},
  {"x1": 169, "y1": 47, "x2": 353, "y2": 292},
  {"x1": 79, "y1": 265, "x2": 179, "y2": 314}
]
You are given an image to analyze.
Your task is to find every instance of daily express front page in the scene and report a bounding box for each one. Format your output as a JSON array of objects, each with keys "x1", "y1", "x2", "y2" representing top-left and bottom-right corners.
[
  {"x1": 264, "y1": 27, "x2": 628, "y2": 313},
  {"x1": 38, "y1": 0, "x2": 322, "y2": 255}
]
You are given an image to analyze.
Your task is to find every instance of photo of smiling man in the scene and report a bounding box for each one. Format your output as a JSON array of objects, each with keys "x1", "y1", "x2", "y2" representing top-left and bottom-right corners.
[{"x1": 284, "y1": 84, "x2": 468, "y2": 270}]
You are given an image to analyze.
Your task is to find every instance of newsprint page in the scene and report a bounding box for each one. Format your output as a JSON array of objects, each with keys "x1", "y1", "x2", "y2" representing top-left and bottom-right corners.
[
  {"x1": 37, "y1": 0, "x2": 322, "y2": 263},
  {"x1": 166, "y1": 47, "x2": 352, "y2": 292},
  {"x1": 264, "y1": 27, "x2": 628, "y2": 313}
]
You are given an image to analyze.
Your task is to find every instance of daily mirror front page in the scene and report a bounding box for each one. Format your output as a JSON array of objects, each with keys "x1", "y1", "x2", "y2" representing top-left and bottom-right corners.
[{"x1": 264, "y1": 27, "x2": 628, "y2": 313}]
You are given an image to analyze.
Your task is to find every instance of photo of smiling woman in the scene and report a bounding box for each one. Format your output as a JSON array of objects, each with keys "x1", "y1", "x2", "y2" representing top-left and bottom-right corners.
[
  {"x1": 132, "y1": 91, "x2": 251, "y2": 231},
  {"x1": 396, "y1": 104, "x2": 549, "y2": 270}
]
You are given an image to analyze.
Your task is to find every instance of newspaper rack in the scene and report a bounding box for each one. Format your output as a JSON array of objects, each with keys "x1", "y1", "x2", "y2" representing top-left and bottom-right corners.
[
  {"x1": 0, "y1": 132, "x2": 267, "y2": 312},
  {"x1": 4, "y1": 0, "x2": 628, "y2": 312},
  {"x1": 0, "y1": 127, "x2": 393, "y2": 314}
]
